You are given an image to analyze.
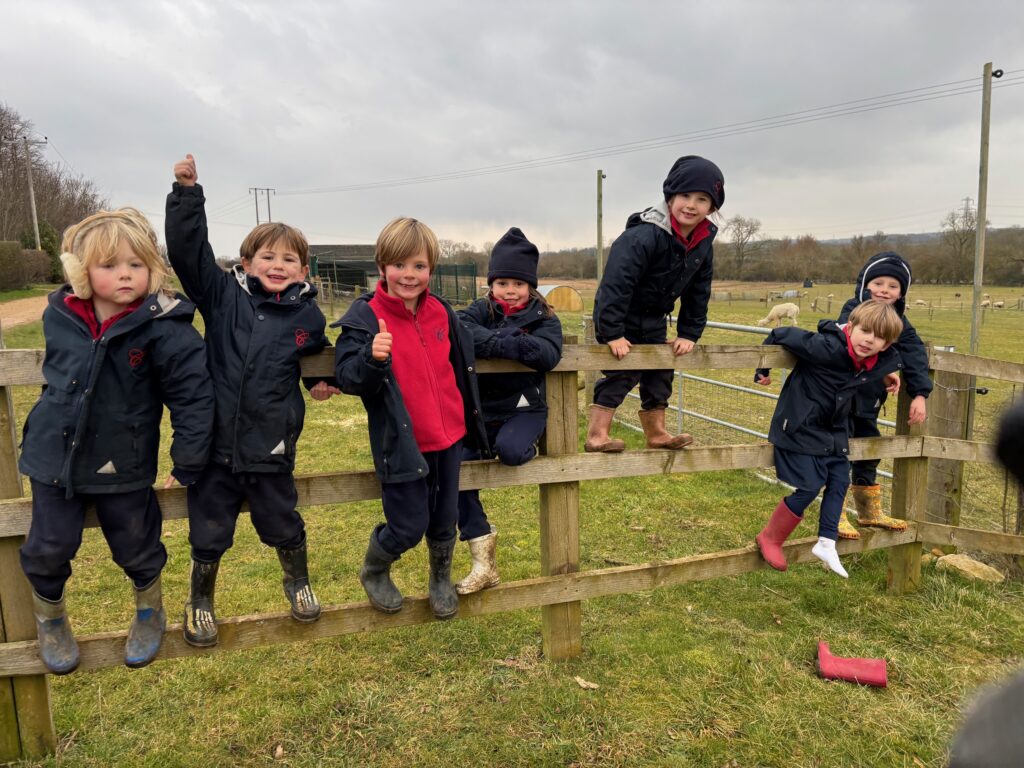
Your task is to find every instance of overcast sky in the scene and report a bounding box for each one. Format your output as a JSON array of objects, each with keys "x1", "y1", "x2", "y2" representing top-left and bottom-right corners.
[{"x1": 3, "y1": 0, "x2": 1023, "y2": 257}]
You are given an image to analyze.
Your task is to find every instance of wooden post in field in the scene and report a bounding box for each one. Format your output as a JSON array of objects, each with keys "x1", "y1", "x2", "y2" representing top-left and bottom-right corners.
[
  {"x1": 924, "y1": 367, "x2": 970, "y2": 552},
  {"x1": 0, "y1": 360, "x2": 56, "y2": 758},
  {"x1": 582, "y1": 317, "x2": 598, "y2": 406},
  {"x1": 888, "y1": 386, "x2": 927, "y2": 594},
  {"x1": 539, "y1": 340, "x2": 582, "y2": 660}
]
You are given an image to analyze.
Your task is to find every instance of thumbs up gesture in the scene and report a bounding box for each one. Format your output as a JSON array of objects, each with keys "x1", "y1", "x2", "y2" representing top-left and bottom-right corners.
[
  {"x1": 174, "y1": 154, "x2": 198, "y2": 186},
  {"x1": 372, "y1": 318, "x2": 393, "y2": 361}
]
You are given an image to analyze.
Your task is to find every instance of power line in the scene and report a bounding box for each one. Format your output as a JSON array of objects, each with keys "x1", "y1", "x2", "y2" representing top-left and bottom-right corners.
[{"x1": 277, "y1": 74, "x2": 1024, "y2": 197}]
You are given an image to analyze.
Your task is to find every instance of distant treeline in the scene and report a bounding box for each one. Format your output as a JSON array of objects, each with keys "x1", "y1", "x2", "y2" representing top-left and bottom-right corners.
[{"x1": 444, "y1": 214, "x2": 1024, "y2": 286}]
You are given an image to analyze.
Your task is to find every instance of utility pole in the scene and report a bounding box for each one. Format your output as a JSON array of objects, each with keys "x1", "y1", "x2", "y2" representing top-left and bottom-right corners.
[
  {"x1": 969, "y1": 62, "x2": 1002, "y2": 356},
  {"x1": 1, "y1": 135, "x2": 46, "y2": 249},
  {"x1": 595, "y1": 170, "x2": 606, "y2": 284},
  {"x1": 248, "y1": 187, "x2": 277, "y2": 224}
]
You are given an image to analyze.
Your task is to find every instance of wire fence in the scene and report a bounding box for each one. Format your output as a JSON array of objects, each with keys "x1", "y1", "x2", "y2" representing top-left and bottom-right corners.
[{"x1": 585, "y1": 316, "x2": 1023, "y2": 543}]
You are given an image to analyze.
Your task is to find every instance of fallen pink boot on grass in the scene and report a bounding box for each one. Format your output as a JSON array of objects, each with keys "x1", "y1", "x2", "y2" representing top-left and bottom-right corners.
[{"x1": 816, "y1": 641, "x2": 887, "y2": 688}]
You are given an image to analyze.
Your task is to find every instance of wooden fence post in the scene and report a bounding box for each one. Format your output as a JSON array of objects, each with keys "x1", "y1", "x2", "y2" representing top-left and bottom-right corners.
[
  {"x1": 538, "y1": 356, "x2": 582, "y2": 660},
  {"x1": 924, "y1": 368, "x2": 970, "y2": 552},
  {"x1": 0, "y1": 378, "x2": 56, "y2": 759},
  {"x1": 582, "y1": 317, "x2": 598, "y2": 407},
  {"x1": 888, "y1": 386, "x2": 927, "y2": 594}
]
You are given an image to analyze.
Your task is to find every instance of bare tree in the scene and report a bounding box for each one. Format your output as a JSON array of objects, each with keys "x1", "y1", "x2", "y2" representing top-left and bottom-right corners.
[
  {"x1": 941, "y1": 208, "x2": 978, "y2": 284},
  {"x1": 724, "y1": 215, "x2": 762, "y2": 279}
]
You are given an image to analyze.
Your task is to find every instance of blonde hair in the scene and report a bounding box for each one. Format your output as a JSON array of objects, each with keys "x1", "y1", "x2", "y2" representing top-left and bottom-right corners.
[
  {"x1": 239, "y1": 222, "x2": 310, "y2": 266},
  {"x1": 847, "y1": 300, "x2": 902, "y2": 344},
  {"x1": 59, "y1": 208, "x2": 167, "y2": 299},
  {"x1": 375, "y1": 217, "x2": 439, "y2": 272}
]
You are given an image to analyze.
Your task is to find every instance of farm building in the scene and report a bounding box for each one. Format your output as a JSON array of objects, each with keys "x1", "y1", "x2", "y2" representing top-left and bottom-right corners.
[
  {"x1": 309, "y1": 244, "x2": 477, "y2": 304},
  {"x1": 538, "y1": 284, "x2": 584, "y2": 312}
]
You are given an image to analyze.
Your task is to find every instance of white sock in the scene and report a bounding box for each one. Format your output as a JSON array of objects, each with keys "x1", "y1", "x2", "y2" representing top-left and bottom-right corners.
[{"x1": 812, "y1": 537, "x2": 849, "y2": 579}]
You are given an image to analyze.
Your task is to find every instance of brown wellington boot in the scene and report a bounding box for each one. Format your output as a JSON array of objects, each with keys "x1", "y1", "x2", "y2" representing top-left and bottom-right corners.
[
  {"x1": 852, "y1": 484, "x2": 907, "y2": 531},
  {"x1": 584, "y1": 404, "x2": 625, "y2": 453},
  {"x1": 455, "y1": 525, "x2": 500, "y2": 595},
  {"x1": 837, "y1": 491, "x2": 860, "y2": 540},
  {"x1": 638, "y1": 408, "x2": 693, "y2": 450}
]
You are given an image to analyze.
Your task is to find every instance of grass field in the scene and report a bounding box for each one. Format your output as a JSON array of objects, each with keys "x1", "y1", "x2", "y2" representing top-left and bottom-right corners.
[{"x1": 1, "y1": 281, "x2": 1023, "y2": 767}]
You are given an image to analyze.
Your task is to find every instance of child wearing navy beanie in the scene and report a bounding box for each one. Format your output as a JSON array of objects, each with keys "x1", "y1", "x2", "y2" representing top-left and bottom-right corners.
[
  {"x1": 589, "y1": 155, "x2": 724, "y2": 452},
  {"x1": 454, "y1": 228, "x2": 563, "y2": 593}
]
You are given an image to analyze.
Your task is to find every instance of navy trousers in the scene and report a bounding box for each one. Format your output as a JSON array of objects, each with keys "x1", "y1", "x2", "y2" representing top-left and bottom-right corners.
[
  {"x1": 458, "y1": 412, "x2": 547, "y2": 540},
  {"x1": 21, "y1": 480, "x2": 167, "y2": 601},
  {"x1": 187, "y1": 463, "x2": 305, "y2": 563},
  {"x1": 850, "y1": 414, "x2": 882, "y2": 485},
  {"x1": 775, "y1": 448, "x2": 851, "y2": 541},
  {"x1": 377, "y1": 442, "x2": 462, "y2": 557}
]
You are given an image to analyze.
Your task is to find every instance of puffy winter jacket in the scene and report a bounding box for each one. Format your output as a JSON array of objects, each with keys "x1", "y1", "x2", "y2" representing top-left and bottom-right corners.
[
  {"x1": 165, "y1": 183, "x2": 330, "y2": 473},
  {"x1": 756, "y1": 320, "x2": 902, "y2": 457},
  {"x1": 594, "y1": 200, "x2": 716, "y2": 344},
  {"x1": 457, "y1": 296, "x2": 563, "y2": 421},
  {"x1": 333, "y1": 292, "x2": 490, "y2": 483},
  {"x1": 19, "y1": 288, "x2": 213, "y2": 497}
]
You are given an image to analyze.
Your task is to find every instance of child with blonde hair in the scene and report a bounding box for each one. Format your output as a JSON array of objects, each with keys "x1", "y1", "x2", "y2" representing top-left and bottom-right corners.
[
  {"x1": 335, "y1": 217, "x2": 489, "y2": 619},
  {"x1": 19, "y1": 207, "x2": 214, "y2": 673},
  {"x1": 754, "y1": 301, "x2": 903, "y2": 578}
]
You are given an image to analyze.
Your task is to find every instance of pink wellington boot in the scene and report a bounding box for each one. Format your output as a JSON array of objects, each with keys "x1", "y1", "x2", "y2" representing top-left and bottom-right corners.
[
  {"x1": 755, "y1": 500, "x2": 803, "y2": 571},
  {"x1": 816, "y1": 642, "x2": 887, "y2": 688}
]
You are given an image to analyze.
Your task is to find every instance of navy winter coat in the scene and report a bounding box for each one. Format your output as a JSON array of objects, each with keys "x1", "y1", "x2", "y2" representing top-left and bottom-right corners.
[
  {"x1": 756, "y1": 321, "x2": 902, "y2": 457},
  {"x1": 333, "y1": 292, "x2": 490, "y2": 483},
  {"x1": 594, "y1": 200, "x2": 716, "y2": 344},
  {"x1": 19, "y1": 289, "x2": 214, "y2": 497},
  {"x1": 838, "y1": 252, "x2": 933, "y2": 420},
  {"x1": 165, "y1": 183, "x2": 330, "y2": 473},
  {"x1": 457, "y1": 296, "x2": 563, "y2": 421}
]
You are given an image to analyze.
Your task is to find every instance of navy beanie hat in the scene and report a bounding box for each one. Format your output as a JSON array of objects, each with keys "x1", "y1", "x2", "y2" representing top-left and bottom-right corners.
[
  {"x1": 861, "y1": 252, "x2": 912, "y2": 298},
  {"x1": 487, "y1": 227, "x2": 539, "y2": 287},
  {"x1": 662, "y1": 155, "x2": 725, "y2": 210}
]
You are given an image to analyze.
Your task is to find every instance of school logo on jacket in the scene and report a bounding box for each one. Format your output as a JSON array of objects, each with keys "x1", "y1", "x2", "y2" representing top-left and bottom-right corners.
[
  {"x1": 294, "y1": 328, "x2": 310, "y2": 347},
  {"x1": 128, "y1": 349, "x2": 145, "y2": 368}
]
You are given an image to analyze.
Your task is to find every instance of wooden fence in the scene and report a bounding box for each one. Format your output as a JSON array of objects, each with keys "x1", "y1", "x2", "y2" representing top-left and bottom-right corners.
[{"x1": 1, "y1": 344, "x2": 1023, "y2": 760}]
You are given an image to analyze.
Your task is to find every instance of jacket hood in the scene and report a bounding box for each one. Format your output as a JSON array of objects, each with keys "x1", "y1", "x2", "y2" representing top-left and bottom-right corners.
[
  {"x1": 854, "y1": 252, "x2": 912, "y2": 315},
  {"x1": 231, "y1": 264, "x2": 317, "y2": 301}
]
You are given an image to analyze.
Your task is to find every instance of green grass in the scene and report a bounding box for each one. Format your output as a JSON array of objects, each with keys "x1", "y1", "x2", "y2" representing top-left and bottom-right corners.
[
  {"x1": 3, "y1": 287, "x2": 1024, "y2": 767},
  {"x1": 0, "y1": 284, "x2": 54, "y2": 303}
]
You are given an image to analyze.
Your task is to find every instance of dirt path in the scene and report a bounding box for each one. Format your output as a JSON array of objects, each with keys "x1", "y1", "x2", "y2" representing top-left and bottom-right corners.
[{"x1": 0, "y1": 295, "x2": 48, "y2": 329}]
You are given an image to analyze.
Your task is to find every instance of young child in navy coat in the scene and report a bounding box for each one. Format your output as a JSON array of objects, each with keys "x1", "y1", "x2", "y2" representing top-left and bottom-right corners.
[
  {"x1": 454, "y1": 228, "x2": 563, "y2": 593},
  {"x1": 588, "y1": 155, "x2": 724, "y2": 453},
  {"x1": 753, "y1": 301, "x2": 903, "y2": 578},
  {"x1": 334, "y1": 217, "x2": 488, "y2": 619},
  {"x1": 166, "y1": 155, "x2": 338, "y2": 647},
  {"x1": 19, "y1": 208, "x2": 214, "y2": 673},
  {"x1": 834, "y1": 252, "x2": 932, "y2": 539}
]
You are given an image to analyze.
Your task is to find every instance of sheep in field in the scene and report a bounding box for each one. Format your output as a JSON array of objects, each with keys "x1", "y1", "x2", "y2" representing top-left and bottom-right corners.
[
  {"x1": 757, "y1": 302, "x2": 800, "y2": 327},
  {"x1": 980, "y1": 299, "x2": 992, "y2": 309},
  {"x1": 914, "y1": 299, "x2": 928, "y2": 306},
  {"x1": 994, "y1": 300, "x2": 1005, "y2": 309}
]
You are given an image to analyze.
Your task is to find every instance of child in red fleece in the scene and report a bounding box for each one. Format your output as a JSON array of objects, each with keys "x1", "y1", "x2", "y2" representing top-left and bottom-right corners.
[{"x1": 334, "y1": 218, "x2": 488, "y2": 620}]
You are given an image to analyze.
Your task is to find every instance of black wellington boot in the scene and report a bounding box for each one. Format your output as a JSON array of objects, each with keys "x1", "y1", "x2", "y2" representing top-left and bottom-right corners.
[
  {"x1": 183, "y1": 559, "x2": 219, "y2": 647},
  {"x1": 276, "y1": 539, "x2": 321, "y2": 623},
  {"x1": 31, "y1": 591, "x2": 79, "y2": 675},
  {"x1": 359, "y1": 524, "x2": 403, "y2": 614},
  {"x1": 426, "y1": 534, "x2": 459, "y2": 620}
]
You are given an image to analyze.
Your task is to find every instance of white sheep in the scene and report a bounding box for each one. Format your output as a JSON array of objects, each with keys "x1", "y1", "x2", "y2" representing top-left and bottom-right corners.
[
  {"x1": 980, "y1": 299, "x2": 992, "y2": 309},
  {"x1": 983, "y1": 293, "x2": 991, "y2": 299},
  {"x1": 757, "y1": 302, "x2": 800, "y2": 327},
  {"x1": 914, "y1": 299, "x2": 927, "y2": 306},
  {"x1": 993, "y1": 300, "x2": 1005, "y2": 309}
]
